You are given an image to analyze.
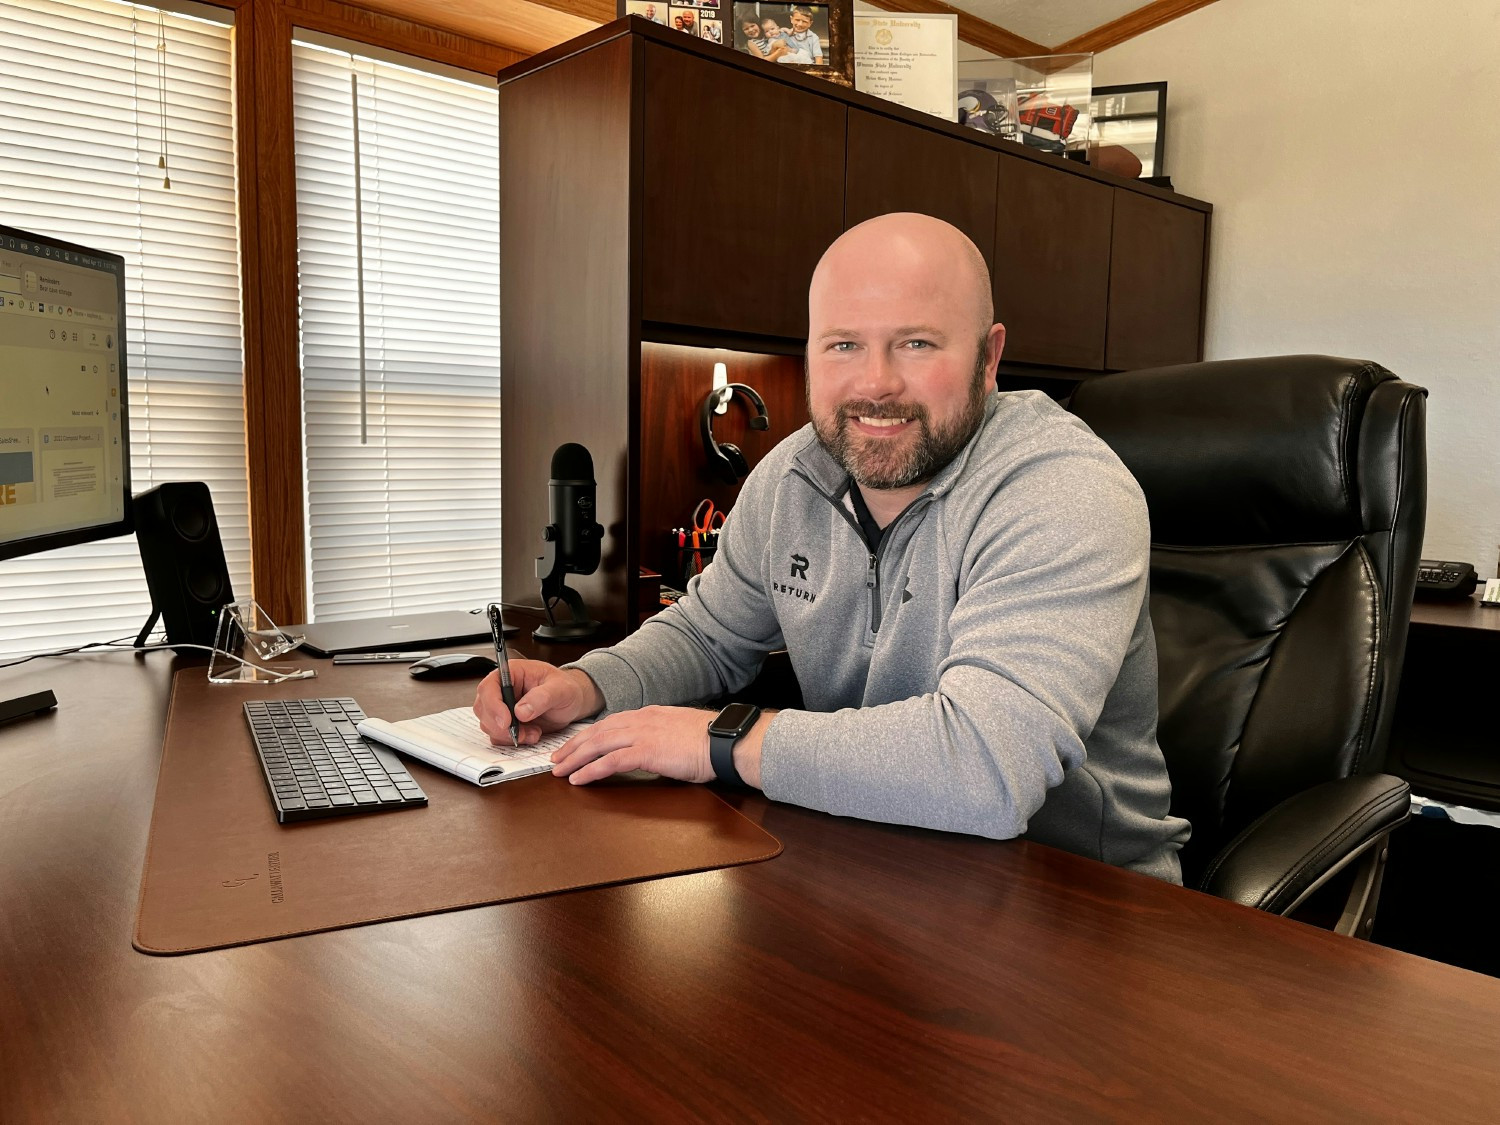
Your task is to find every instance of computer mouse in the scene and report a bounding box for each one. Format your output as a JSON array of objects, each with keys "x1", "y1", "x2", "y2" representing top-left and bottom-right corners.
[{"x1": 408, "y1": 653, "x2": 498, "y2": 681}]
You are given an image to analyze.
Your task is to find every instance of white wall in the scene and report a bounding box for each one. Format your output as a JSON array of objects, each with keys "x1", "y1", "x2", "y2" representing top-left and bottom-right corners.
[{"x1": 1092, "y1": 0, "x2": 1500, "y2": 574}]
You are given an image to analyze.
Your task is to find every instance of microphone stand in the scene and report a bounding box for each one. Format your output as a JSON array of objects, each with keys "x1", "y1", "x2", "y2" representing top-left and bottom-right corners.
[{"x1": 534, "y1": 537, "x2": 602, "y2": 642}]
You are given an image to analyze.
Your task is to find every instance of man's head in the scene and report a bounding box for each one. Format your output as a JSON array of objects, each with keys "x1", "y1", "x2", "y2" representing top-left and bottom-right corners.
[
  {"x1": 789, "y1": 7, "x2": 813, "y2": 32},
  {"x1": 806, "y1": 212, "x2": 1004, "y2": 493},
  {"x1": 644, "y1": 4, "x2": 656, "y2": 17}
]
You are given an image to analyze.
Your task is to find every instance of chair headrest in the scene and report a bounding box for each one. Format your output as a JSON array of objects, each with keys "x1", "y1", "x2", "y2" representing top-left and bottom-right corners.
[{"x1": 1069, "y1": 355, "x2": 1403, "y2": 546}]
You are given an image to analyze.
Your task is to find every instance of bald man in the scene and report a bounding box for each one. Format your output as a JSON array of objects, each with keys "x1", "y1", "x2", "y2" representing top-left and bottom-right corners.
[{"x1": 476, "y1": 213, "x2": 1188, "y2": 881}]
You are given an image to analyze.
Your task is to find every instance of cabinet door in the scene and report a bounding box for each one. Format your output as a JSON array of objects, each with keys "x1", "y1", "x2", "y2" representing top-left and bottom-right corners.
[
  {"x1": 642, "y1": 44, "x2": 846, "y2": 341},
  {"x1": 992, "y1": 154, "x2": 1113, "y2": 370},
  {"x1": 845, "y1": 108, "x2": 997, "y2": 269},
  {"x1": 1106, "y1": 190, "x2": 1207, "y2": 371}
]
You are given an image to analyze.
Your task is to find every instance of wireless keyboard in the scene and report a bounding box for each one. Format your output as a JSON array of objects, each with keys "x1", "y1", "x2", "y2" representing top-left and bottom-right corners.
[{"x1": 243, "y1": 698, "x2": 428, "y2": 823}]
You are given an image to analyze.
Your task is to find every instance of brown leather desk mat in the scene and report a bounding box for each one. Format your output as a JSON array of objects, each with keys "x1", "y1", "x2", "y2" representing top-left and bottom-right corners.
[{"x1": 135, "y1": 665, "x2": 781, "y2": 954}]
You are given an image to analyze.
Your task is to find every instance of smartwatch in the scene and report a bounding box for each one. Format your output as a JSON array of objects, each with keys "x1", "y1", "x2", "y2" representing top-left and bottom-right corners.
[{"x1": 708, "y1": 702, "x2": 761, "y2": 789}]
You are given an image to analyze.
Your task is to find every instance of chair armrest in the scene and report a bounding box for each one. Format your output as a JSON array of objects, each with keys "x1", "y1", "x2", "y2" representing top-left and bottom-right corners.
[{"x1": 1199, "y1": 774, "x2": 1411, "y2": 914}]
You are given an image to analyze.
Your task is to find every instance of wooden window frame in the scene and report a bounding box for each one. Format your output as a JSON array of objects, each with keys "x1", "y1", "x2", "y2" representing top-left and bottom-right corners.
[{"x1": 227, "y1": 0, "x2": 524, "y2": 624}]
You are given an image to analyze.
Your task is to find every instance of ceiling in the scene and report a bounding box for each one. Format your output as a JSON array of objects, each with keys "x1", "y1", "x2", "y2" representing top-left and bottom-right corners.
[
  {"x1": 853, "y1": 0, "x2": 1219, "y2": 58},
  {"x1": 358, "y1": 0, "x2": 1218, "y2": 61},
  {"x1": 961, "y1": 0, "x2": 1157, "y2": 46},
  {"x1": 352, "y1": 0, "x2": 601, "y2": 56}
]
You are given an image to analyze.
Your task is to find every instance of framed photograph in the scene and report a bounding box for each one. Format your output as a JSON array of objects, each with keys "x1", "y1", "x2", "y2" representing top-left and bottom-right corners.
[
  {"x1": 623, "y1": 0, "x2": 669, "y2": 25},
  {"x1": 1090, "y1": 82, "x2": 1167, "y2": 180},
  {"x1": 731, "y1": 1, "x2": 854, "y2": 88},
  {"x1": 624, "y1": 0, "x2": 850, "y2": 86}
]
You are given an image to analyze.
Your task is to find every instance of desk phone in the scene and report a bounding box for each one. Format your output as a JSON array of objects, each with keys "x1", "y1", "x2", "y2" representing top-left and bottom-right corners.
[{"x1": 1415, "y1": 559, "x2": 1478, "y2": 600}]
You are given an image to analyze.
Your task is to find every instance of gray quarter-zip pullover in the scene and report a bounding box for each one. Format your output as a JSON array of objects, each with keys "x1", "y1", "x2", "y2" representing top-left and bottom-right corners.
[{"x1": 574, "y1": 390, "x2": 1190, "y2": 881}]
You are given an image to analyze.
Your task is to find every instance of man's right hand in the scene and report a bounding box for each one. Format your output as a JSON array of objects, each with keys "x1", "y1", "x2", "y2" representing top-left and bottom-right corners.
[{"x1": 473, "y1": 659, "x2": 605, "y2": 746}]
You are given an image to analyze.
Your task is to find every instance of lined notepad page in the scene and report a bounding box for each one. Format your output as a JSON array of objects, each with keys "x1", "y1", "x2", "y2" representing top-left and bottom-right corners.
[{"x1": 358, "y1": 708, "x2": 591, "y2": 786}]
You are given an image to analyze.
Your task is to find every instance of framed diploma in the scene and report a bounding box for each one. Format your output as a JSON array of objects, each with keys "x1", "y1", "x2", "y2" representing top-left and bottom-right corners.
[{"x1": 852, "y1": 13, "x2": 958, "y2": 121}]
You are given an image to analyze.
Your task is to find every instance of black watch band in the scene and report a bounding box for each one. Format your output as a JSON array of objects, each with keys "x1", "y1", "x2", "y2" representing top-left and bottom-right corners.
[{"x1": 708, "y1": 703, "x2": 761, "y2": 789}]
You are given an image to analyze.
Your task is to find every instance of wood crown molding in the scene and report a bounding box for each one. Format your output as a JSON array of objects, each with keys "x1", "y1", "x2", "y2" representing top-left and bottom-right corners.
[
  {"x1": 508, "y1": 0, "x2": 614, "y2": 23},
  {"x1": 282, "y1": 0, "x2": 528, "y2": 70},
  {"x1": 1053, "y1": 0, "x2": 1221, "y2": 56},
  {"x1": 317, "y1": 0, "x2": 596, "y2": 59},
  {"x1": 862, "y1": 0, "x2": 1047, "y2": 58},
  {"x1": 857, "y1": 0, "x2": 1220, "y2": 59},
  {"x1": 316, "y1": 0, "x2": 1220, "y2": 65},
  {"x1": 275, "y1": 0, "x2": 1224, "y2": 70}
]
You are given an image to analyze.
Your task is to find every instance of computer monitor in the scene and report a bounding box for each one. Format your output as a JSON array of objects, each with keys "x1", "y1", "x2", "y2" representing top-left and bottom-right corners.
[
  {"x1": 0, "y1": 223, "x2": 132, "y2": 562},
  {"x1": 0, "y1": 224, "x2": 131, "y2": 726}
]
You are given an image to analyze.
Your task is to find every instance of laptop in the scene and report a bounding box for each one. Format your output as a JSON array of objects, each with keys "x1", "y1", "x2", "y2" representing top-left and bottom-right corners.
[{"x1": 289, "y1": 609, "x2": 514, "y2": 657}]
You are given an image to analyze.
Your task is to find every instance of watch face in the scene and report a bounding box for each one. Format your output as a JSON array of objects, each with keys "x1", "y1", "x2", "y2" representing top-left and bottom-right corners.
[{"x1": 710, "y1": 702, "x2": 758, "y2": 736}]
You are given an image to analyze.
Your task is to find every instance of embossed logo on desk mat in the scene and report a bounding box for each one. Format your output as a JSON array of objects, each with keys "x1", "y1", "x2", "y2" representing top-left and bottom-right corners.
[{"x1": 134, "y1": 668, "x2": 782, "y2": 954}]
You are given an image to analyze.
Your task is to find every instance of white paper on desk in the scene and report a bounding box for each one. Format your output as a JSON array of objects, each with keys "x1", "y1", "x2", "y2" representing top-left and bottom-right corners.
[
  {"x1": 1411, "y1": 794, "x2": 1500, "y2": 829},
  {"x1": 357, "y1": 708, "x2": 591, "y2": 787}
]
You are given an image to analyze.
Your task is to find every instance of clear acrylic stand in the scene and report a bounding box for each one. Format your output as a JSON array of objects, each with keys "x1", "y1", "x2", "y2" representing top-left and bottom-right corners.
[{"x1": 206, "y1": 600, "x2": 316, "y2": 684}]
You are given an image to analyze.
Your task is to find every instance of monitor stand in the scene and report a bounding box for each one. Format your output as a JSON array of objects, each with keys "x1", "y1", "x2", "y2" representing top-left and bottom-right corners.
[
  {"x1": 133, "y1": 607, "x2": 161, "y2": 649},
  {"x1": 1, "y1": 689, "x2": 58, "y2": 728}
]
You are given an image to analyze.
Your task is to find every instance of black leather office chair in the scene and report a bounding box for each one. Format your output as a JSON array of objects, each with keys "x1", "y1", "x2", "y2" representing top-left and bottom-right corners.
[{"x1": 1070, "y1": 356, "x2": 1427, "y2": 936}]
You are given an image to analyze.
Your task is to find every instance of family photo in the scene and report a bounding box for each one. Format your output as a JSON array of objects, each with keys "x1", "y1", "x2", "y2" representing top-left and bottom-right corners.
[
  {"x1": 733, "y1": 2, "x2": 830, "y2": 66},
  {"x1": 625, "y1": 0, "x2": 724, "y2": 37},
  {"x1": 625, "y1": 0, "x2": 832, "y2": 65}
]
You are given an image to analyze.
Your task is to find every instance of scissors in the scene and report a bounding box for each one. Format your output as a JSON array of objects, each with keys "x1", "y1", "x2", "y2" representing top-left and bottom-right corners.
[
  {"x1": 689, "y1": 499, "x2": 726, "y2": 578},
  {"x1": 692, "y1": 498, "x2": 726, "y2": 539}
]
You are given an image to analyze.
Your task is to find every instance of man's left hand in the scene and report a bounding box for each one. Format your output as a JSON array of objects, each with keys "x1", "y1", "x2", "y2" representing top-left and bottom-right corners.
[{"x1": 550, "y1": 705, "x2": 715, "y2": 785}]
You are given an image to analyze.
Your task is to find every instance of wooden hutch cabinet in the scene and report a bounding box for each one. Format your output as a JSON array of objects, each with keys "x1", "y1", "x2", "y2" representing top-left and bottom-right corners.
[{"x1": 498, "y1": 18, "x2": 1211, "y2": 629}]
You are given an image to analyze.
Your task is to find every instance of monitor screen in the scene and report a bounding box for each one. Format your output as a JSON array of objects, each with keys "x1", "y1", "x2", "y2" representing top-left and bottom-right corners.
[{"x1": 0, "y1": 224, "x2": 131, "y2": 561}]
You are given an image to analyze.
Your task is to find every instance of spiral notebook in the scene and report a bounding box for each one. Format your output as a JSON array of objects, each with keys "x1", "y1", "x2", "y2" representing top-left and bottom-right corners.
[{"x1": 358, "y1": 707, "x2": 590, "y2": 786}]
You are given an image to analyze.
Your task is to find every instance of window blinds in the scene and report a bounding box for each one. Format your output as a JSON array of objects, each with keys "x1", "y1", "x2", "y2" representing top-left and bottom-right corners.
[
  {"x1": 0, "y1": 0, "x2": 246, "y2": 660},
  {"x1": 291, "y1": 41, "x2": 502, "y2": 622}
]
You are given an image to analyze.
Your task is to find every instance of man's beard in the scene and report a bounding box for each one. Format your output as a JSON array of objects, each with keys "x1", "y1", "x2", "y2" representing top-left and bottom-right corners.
[{"x1": 811, "y1": 342, "x2": 990, "y2": 491}]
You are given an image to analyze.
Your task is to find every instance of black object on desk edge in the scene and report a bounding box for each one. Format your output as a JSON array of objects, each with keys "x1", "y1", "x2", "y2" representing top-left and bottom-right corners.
[{"x1": 1, "y1": 689, "x2": 59, "y2": 727}]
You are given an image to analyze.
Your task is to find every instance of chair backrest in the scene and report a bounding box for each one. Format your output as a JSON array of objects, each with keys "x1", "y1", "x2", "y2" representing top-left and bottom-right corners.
[{"x1": 1070, "y1": 356, "x2": 1427, "y2": 884}]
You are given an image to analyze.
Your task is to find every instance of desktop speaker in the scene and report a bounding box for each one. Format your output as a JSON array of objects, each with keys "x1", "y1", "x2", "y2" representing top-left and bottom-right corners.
[{"x1": 134, "y1": 481, "x2": 234, "y2": 649}]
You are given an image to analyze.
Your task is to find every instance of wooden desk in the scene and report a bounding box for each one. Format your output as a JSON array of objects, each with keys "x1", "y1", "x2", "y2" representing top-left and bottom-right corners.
[
  {"x1": 4, "y1": 650, "x2": 1500, "y2": 1122},
  {"x1": 1410, "y1": 595, "x2": 1500, "y2": 633}
]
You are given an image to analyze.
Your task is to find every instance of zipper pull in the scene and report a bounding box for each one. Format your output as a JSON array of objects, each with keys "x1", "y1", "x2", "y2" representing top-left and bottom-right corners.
[{"x1": 866, "y1": 553, "x2": 878, "y2": 591}]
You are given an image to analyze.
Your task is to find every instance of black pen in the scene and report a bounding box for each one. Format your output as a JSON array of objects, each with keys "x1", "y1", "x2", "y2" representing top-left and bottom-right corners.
[{"x1": 487, "y1": 603, "x2": 519, "y2": 746}]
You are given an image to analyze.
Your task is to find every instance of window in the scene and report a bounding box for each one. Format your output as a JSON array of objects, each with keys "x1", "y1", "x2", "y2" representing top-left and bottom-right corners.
[
  {"x1": 0, "y1": 0, "x2": 246, "y2": 659},
  {"x1": 292, "y1": 40, "x2": 502, "y2": 622}
]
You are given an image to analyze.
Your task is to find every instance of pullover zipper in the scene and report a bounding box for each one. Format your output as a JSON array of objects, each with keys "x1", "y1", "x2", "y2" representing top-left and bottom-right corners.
[{"x1": 790, "y1": 468, "x2": 931, "y2": 637}]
